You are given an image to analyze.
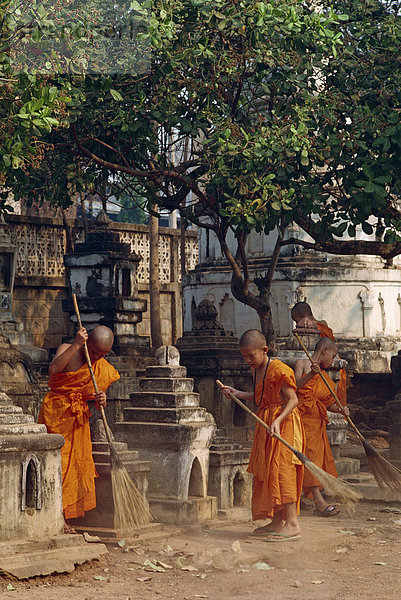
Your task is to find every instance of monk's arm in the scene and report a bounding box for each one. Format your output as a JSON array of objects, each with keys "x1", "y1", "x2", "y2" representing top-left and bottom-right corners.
[
  {"x1": 327, "y1": 402, "x2": 350, "y2": 417},
  {"x1": 294, "y1": 359, "x2": 320, "y2": 388},
  {"x1": 270, "y1": 383, "x2": 298, "y2": 436},
  {"x1": 48, "y1": 327, "x2": 88, "y2": 374},
  {"x1": 220, "y1": 386, "x2": 254, "y2": 401}
]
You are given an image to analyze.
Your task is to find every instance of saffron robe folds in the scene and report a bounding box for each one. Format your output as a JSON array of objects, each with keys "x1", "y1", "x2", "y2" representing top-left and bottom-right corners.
[
  {"x1": 38, "y1": 358, "x2": 120, "y2": 519},
  {"x1": 316, "y1": 321, "x2": 347, "y2": 406},
  {"x1": 247, "y1": 360, "x2": 304, "y2": 520},
  {"x1": 297, "y1": 372, "x2": 338, "y2": 495}
]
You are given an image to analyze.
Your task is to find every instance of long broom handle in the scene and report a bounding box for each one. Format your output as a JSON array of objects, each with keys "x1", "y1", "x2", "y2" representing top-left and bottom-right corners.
[
  {"x1": 293, "y1": 331, "x2": 365, "y2": 442},
  {"x1": 72, "y1": 293, "x2": 113, "y2": 445},
  {"x1": 216, "y1": 380, "x2": 303, "y2": 458}
]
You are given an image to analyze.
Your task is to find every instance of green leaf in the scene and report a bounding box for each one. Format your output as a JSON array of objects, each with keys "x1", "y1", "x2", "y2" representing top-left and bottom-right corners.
[
  {"x1": 110, "y1": 89, "x2": 123, "y2": 102},
  {"x1": 362, "y1": 222, "x2": 373, "y2": 235}
]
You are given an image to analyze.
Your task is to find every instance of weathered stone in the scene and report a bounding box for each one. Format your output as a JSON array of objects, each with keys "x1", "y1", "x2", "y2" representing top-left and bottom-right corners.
[
  {"x1": 73, "y1": 418, "x2": 153, "y2": 538},
  {"x1": 115, "y1": 353, "x2": 217, "y2": 524},
  {"x1": 0, "y1": 536, "x2": 108, "y2": 579},
  {"x1": 176, "y1": 302, "x2": 254, "y2": 509},
  {"x1": 62, "y1": 211, "x2": 149, "y2": 354},
  {"x1": 154, "y1": 345, "x2": 180, "y2": 365}
]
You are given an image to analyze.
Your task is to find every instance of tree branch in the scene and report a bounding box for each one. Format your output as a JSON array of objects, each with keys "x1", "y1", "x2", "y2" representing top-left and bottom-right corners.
[{"x1": 281, "y1": 236, "x2": 401, "y2": 260}]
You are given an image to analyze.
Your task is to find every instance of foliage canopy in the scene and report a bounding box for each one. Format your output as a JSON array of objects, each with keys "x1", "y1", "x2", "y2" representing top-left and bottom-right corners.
[{"x1": 2, "y1": 0, "x2": 401, "y2": 333}]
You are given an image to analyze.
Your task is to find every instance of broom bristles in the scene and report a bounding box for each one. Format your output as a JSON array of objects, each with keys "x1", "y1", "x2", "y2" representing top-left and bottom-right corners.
[
  {"x1": 303, "y1": 458, "x2": 361, "y2": 515},
  {"x1": 109, "y1": 443, "x2": 154, "y2": 532},
  {"x1": 111, "y1": 465, "x2": 154, "y2": 532},
  {"x1": 363, "y1": 441, "x2": 401, "y2": 493}
]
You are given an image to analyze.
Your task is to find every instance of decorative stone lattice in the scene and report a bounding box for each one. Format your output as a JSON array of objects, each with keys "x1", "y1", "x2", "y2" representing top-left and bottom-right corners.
[
  {"x1": 7, "y1": 223, "x2": 66, "y2": 278},
  {"x1": 4, "y1": 221, "x2": 198, "y2": 284}
]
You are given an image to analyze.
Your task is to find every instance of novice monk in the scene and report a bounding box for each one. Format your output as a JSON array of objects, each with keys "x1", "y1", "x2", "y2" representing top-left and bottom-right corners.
[
  {"x1": 295, "y1": 337, "x2": 349, "y2": 516},
  {"x1": 221, "y1": 330, "x2": 304, "y2": 541},
  {"x1": 291, "y1": 301, "x2": 347, "y2": 406},
  {"x1": 38, "y1": 325, "x2": 120, "y2": 533}
]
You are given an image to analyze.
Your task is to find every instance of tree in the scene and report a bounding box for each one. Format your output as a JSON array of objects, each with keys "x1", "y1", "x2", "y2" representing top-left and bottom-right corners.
[{"x1": 2, "y1": 0, "x2": 401, "y2": 340}]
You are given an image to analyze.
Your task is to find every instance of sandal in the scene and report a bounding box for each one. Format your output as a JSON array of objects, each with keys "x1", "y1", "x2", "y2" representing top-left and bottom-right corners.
[{"x1": 314, "y1": 505, "x2": 340, "y2": 517}]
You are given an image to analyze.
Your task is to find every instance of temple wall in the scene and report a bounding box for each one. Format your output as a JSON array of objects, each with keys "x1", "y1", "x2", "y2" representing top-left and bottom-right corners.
[
  {"x1": 183, "y1": 227, "x2": 401, "y2": 372},
  {"x1": 4, "y1": 215, "x2": 198, "y2": 349}
]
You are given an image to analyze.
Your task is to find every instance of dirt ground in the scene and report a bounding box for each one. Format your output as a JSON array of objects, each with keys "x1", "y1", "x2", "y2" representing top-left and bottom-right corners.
[{"x1": 1, "y1": 500, "x2": 400, "y2": 600}]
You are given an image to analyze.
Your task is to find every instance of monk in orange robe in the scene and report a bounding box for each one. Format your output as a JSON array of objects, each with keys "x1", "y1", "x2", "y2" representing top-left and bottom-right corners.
[
  {"x1": 291, "y1": 301, "x2": 347, "y2": 406},
  {"x1": 295, "y1": 337, "x2": 349, "y2": 516},
  {"x1": 221, "y1": 330, "x2": 304, "y2": 541},
  {"x1": 38, "y1": 325, "x2": 119, "y2": 532}
]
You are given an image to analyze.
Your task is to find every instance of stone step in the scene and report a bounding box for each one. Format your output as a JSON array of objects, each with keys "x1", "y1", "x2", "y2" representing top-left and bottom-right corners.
[
  {"x1": 123, "y1": 406, "x2": 209, "y2": 424},
  {"x1": 91, "y1": 441, "x2": 130, "y2": 453},
  {"x1": 0, "y1": 404, "x2": 23, "y2": 414},
  {"x1": 0, "y1": 413, "x2": 35, "y2": 424},
  {"x1": 95, "y1": 459, "x2": 151, "y2": 477},
  {"x1": 150, "y1": 495, "x2": 218, "y2": 525},
  {"x1": 210, "y1": 443, "x2": 243, "y2": 452},
  {"x1": 0, "y1": 537, "x2": 107, "y2": 579},
  {"x1": 129, "y1": 391, "x2": 200, "y2": 409},
  {"x1": 139, "y1": 378, "x2": 194, "y2": 393},
  {"x1": 0, "y1": 423, "x2": 47, "y2": 435},
  {"x1": 145, "y1": 365, "x2": 187, "y2": 378},
  {"x1": 0, "y1": 534, "x2": 85, "y2": 554},
  {"x1": 334, "y1": 457, "x2": 360, "y2": 476},
  {"x1": 73, "y1": 522, "x2": 167, "y2": 543},
  {"x1": 92, "y1": 449, "x2": 140, "y2": 464}
]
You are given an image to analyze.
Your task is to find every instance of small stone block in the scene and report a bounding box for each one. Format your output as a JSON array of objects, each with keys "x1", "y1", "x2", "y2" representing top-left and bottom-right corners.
[{"x1": 145, "y1": 365, "x2": 187, "y2": 378}]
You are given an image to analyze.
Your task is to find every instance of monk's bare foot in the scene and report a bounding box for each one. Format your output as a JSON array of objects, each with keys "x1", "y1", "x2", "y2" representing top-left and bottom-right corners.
[
  {"x1": 252, "y1": 516, "x2": 284, "y2": 536},
  {"x1": 251, "y1": 523, "x2": 283, "y2": 536},
  {"x1": 64, "y1": 522, "x2": 78, "y2": 534},
  {"x1": 271, "y1": 523, "x2": 301, "y2": 538}
]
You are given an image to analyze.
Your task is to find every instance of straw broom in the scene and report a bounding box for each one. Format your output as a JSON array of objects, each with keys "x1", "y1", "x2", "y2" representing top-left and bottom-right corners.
[
  {"x1": 294, "y1": 331, "x2": 401, "y2": 495},
  {"x1": 72, "y1": 294, "x2": 153, "y2": 532},
  {"x1": 216, "y1": 380, "x2": 360, "y2": 514}
]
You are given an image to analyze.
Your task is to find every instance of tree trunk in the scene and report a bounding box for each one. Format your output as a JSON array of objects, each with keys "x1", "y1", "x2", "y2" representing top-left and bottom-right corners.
[
  {"x1": 229, "y1": 229, "x2": 285, "y2": 349},
  {"x1": 149, "y1": 207, "x2": 163, "y2": 348}
]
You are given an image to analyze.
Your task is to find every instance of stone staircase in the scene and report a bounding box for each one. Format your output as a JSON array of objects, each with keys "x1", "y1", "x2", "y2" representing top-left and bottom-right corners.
[
  {"x1": 115, "y1": 353, "x2": 218, "y2": 525},
  {"x1": 210, "y1": 428, "x2": 251, "y2": 452},
  {"x1": 73, "y1": 439, "x2": 154, "y2": 541}
]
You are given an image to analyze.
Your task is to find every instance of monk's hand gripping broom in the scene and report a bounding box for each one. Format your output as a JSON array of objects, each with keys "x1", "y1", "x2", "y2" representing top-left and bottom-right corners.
[
  {"x1": 216, "y1": 380, "x2": 360, "y2": 514},
  {"x1": 294, "y1": 331, "x2": 401, "y2": 495},
  {"x1": 72, "y1": 293, "x2": 153, "y2": 531}
]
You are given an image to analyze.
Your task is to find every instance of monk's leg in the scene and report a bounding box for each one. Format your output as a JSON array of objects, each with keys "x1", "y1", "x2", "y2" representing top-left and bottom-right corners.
[
  {"x1": 281, "y1": 502, "x2": 301, "y2": 537},
  {"x1": 311, "y1": 487, "x2": 339, "y2": 516},
  {"x1": 252, "y1": 509, "x2": 284, "y2": 535}
]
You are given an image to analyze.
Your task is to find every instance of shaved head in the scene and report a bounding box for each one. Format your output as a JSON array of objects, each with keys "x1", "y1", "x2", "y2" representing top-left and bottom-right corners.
[
  {"x1": 315, "y1": 337, "x2": 337, "y2": 353},
  {"x1": 239, "y1": 329, "x2": 267, "y2": 349},
  {"x1": 291, "y1": 302, "x2": 313, "y2": 321},
  {"x1": 88, "y1": 325, "x2": 114, "y2": 352}
]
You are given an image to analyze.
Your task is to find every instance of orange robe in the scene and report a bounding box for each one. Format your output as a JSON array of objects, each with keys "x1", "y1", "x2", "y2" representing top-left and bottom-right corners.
[
  {"x1": 38, "y1": 358, "x2": 120, "y2": 519},
  {"x1": 247, "y1": 360, "x2": 305, "y2": 520},
  {"x1": 316, "y1": 321, "x2": 347, "y2": 406},
  {"x1": 297, "y1": 372, "x2": 338, "y2": 496}
]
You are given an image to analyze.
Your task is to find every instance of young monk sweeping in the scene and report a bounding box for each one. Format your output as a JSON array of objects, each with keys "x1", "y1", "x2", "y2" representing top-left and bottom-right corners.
[
  {"x1": 220, "y1": 329, "x2": 304, "y2": 541},
  {"x1": 38, "y1": 325, "x2": 120, "y2": 533},
  {"x1": 294, "y1": 337, "x2": 349, "y2": 516},
  {"x1": 291, "y1": 301, "x2": 347, "y2": 406}
]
